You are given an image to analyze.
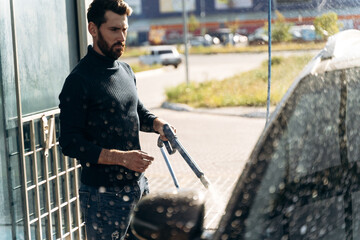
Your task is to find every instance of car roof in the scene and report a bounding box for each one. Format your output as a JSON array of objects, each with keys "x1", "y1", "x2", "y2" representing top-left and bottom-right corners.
[
  {"x1": 147, "y1": 45, "x2": 177, "y2": 51},
  {"x1": 274, "y1": 29, "x2": 360, "y2": 123},
  {"x1": 311, "y1": 29, "x2": 360, "y2": 74}
]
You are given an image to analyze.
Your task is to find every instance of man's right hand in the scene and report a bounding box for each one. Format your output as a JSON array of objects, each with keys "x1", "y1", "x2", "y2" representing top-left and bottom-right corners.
[{"x1": 98, "y1": 149, "x2": 154, "y2": 173}]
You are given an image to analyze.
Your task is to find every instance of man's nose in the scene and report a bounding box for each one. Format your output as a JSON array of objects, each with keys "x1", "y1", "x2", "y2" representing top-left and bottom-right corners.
[{"x1": 118, "y1": 31, "x2": 126, "y2": 42}]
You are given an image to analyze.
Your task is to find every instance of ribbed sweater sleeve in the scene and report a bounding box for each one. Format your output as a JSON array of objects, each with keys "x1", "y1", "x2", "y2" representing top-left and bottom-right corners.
[{"x1": 59, "y1": 74, "x2": 102, "y2": 164}]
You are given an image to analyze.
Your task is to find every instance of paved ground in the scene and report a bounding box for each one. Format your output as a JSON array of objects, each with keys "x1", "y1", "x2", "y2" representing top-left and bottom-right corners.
[{"x1": 139, "y1": 107, "x2": 267, "y2": 230}]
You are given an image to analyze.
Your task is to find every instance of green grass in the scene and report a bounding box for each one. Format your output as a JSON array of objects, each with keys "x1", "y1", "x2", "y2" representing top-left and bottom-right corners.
[
  {"x1": 186, "y1": 41, "x2": 325, "y2": 55},
  {"x1": 130, "y1": 62, "x2": 162, "y2": 73},
  {"x1": 123, "y1": 42, "x2": 326, "y2": 57},
  {"x1": 123, "y1": 47, "x2": 148, "y2": 58},
  {"x1": 165, "y1": 54, "x2": 314, "y2": 108}
]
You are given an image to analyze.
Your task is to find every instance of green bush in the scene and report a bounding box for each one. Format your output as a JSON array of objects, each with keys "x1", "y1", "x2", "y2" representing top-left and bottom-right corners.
[
  {"x1": 265, "y1": 11, "x2": 293, "y2": 43},
  {"x1": 314, "y1": 12, "x2": 341, "y2": 40}
]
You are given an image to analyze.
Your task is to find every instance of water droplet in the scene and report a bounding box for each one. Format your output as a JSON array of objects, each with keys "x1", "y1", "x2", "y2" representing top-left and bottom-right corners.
[
  {"x1": 300, "y1": 225, "x2": 307, "y2": 235},
  {"x1": 156, "y1": 206, "x2": 164, "y2": 213},
  {"x1": 150, "y1": 233, "x2": 159, "y2": 239},
  {"x1": 99, "y1": 186, "x2": 106, "y2": 193},
  {"x1": 235, "y1": 210, "x2": 242, "y2": 217},
  {"x1": 312, "y1": 190, "x2": 318, "y2": 198},
  {"x1": 92, "y1": 223, "x2": 98, "y2": 230}
]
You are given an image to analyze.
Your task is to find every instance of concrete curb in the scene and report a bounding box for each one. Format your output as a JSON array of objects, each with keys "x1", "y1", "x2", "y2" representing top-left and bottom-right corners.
[{"x1": 160, "y1": 102, "x2": 272, "y2": 119}]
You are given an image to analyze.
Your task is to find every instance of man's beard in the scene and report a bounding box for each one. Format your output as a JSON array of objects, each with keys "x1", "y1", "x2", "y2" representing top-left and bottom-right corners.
[{"x1": 97, "y1": 31, "x2": 125, "y2": 60}]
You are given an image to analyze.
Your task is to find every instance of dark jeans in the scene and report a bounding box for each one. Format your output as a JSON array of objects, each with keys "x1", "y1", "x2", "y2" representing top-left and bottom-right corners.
[{"x1": 79, "y1": 176, "x2": 149, "y2": 240}]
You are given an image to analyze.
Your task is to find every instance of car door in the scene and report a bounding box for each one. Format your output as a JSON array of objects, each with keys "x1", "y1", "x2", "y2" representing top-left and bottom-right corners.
[{"x1": 212, "y1": 65, "x2": 360, "y2": 240}]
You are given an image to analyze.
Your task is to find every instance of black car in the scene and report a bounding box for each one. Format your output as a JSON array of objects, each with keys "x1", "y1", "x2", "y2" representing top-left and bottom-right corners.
[{"x1": 131, "y1": 29, "x2": 360, "y2": 240}]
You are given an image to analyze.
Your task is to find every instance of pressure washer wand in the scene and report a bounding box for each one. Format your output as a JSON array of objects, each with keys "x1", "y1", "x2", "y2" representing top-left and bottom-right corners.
[
  {"x1": 157, "y1": 137, "x2": 180, "y2": 189},
  {"x1": 162, "y1": 124, "x2": 211, "y2": 189}
]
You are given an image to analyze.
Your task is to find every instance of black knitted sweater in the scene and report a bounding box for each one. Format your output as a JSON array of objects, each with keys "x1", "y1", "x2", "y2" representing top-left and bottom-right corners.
[{"x1": 59, "y1": 46, "x2": 157, "y2": 187}]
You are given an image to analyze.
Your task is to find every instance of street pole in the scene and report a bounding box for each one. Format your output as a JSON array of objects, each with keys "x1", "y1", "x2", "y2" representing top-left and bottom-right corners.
[
  {"x1": 266, "y1": 0, "x2": 273, "y2": 126},
  {"x1": 182, "y1": 0, "x2": 190, "y2": 85},
  {"x1": 200, "y1": 0, "x2": 206, "y2": 35}
]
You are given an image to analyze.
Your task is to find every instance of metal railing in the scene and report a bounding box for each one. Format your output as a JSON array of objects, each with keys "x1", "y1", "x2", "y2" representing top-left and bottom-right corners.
[
  {"x1": 8, "y1": 0, "x2": 88, "y2": 238},
  {"x1": 19, "y1": 109, "x2": 84, "y2": 240}
]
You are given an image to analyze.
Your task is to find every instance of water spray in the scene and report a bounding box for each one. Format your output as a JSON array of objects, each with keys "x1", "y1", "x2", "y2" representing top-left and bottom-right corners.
[{"x1": 157, "y1": 124, "x2": 211, "y2": 189}]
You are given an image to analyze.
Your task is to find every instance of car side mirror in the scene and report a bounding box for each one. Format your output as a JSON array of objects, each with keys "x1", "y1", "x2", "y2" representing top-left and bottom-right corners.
[{"x1": 131, "y1": 190, "x2": 205, "y2": 240}]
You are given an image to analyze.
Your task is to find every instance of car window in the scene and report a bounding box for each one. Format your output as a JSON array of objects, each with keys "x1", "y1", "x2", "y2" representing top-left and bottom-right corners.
[
  {"x1": 214, "y1": 67, "x2": 360, "y2": 240},
  {"x1": 158, "y1": 50, "x2": 173, "y2": 55}
]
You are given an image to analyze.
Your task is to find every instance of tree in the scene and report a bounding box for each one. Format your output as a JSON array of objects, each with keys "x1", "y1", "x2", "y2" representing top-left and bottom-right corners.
[
  {"x1": 227, "y1": 20, "x2": 241, "y2": 34},
  {"x1": 188, "y1": 14, "x2": 200, "y2": 34},
  {"x1": 264, "y1": 11, "x2": 293, "y2": 43},
  {"x1": 314, "y1": 12, "x2": 341, "y2": 40}
]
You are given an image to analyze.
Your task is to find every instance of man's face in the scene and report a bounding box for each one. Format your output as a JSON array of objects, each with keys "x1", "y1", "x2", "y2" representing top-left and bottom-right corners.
[{"x1": 91, "y1": 11, "x2": 128, "y2": 60}]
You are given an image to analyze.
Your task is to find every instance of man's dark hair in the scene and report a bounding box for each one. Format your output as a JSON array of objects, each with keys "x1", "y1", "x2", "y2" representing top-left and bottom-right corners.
[{"x1": 87, "y1": 0, "x2": 133, "y2": 28}]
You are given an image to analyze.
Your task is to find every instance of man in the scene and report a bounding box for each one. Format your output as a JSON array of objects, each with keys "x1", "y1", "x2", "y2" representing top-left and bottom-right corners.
[{"x1": 58, "y1": 0, "x2": 173, "y2": 239}]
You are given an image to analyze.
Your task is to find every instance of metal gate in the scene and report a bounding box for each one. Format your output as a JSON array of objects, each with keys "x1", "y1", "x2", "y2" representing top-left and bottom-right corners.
[
  {"x1": 6, "y1": 0, "x2": 89, "y2": 239},
  {"x1": 17, "y1": 110, "x2": 85, "y2": 240}
]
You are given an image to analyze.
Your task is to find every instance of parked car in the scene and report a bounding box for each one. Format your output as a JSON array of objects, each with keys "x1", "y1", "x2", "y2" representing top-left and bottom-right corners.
[
  {"x1": 290, "y1": 24, "x2": 322, "y2": 42},
  {"x1": 233, "y1": 33, "x2": 248, "y2": 45},
  {"x1": 139, "y1": 45, "x2": 182, "y2": 68},
  {"x1": 131, "y1": 29, "x2": 360, "y2": 239},
  {"x1": 189, "y1": 35, "x2": 213, "y2": 47},
  {"x1": 248, "y1": 27, "x2": 269, "y2": 45}
]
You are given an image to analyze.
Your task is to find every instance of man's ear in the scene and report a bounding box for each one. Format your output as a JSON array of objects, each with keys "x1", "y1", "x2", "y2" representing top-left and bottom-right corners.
[{"x1": 88, "y1": 22, "x2": 98, "y2": 37}]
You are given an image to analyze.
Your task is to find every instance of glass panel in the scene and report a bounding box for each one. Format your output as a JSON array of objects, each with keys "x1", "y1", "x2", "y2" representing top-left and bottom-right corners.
[
  {"x1": 37, "y1": 151, "x2": 44, "y2": 182},
  {"x1": 243, "y1": 71, "x2": 343, "y2": 239},
  {"x1": 12, "y1": 0, "x2": 79, "y2": 115},
  {"x1": 25, "y1": 155, "x2": 34, "y2": 188},
  {"x1": 39, "y1": 183, "x2": 46, "y2": 215},
  {"x1": 71, "y1": 201, "x2": 77, "y2": 228},
  {"x1": 52, "y1": 210, "x2": 59, "y2": 239},
  {"x1": 69, "y1": 170, "x2": 76, "y2": 199},
  {"x1": 50, "y1": 179, "x2": 57, "y2": 210},
  {"x1": 62, "y1": 206, "x2": 68, "y2": 235},
  {"x1": 28, "y1": 189, "x2": 36, "y2": 221},
  {"x1": 60, "y1": 175, "x2": 66, "y2": 204}
]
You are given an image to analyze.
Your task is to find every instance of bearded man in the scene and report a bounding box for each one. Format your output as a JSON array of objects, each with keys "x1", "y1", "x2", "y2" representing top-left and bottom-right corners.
[{"x1": 58, "y1": 0, "x2": 174, "y2": 239}]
